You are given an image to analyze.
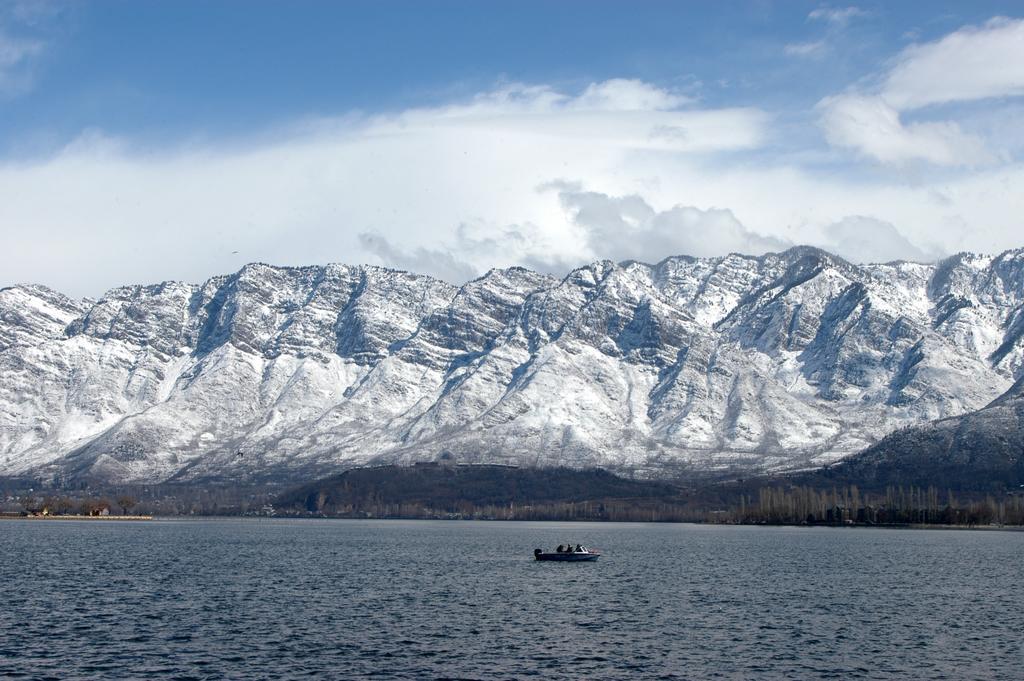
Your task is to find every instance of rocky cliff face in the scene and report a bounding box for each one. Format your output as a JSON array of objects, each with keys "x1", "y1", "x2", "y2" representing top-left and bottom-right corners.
[{"x1": 2, "y1": 246, "x2": 1023, "y2": 484}]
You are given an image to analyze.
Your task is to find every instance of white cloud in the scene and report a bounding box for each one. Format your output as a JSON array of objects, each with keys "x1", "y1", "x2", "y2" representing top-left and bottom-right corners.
[
  {"x1": 380, "y1": 80, "x2": 765, "y2": 154},
  {"x1": 817, "y1": 18, "x2": 1024, "y2": 166},
  {"x1": 357, "y1": 232, "x2": 478, "y2": 284},
  {"x1": 0, "y1": 80, "x2": 770, "y2": 295},
  {"x1": 0, "y1": 31, "x2": 38, "y2": 67},
  {"x1": 2, "y1": 75, "x2": 1023, "y2": 298},
  {"x1": 0, "y1": 29, "x2": 42, "y2": 94},
  {"x1": 570, "y1": 78, "x2": 693, "y2": 111},
  {"x1": 6, "y1": 0, "x2": 65, "y2": 27},
  {"x1": 882, "y1": 18, "x2": 1024, "y2": 111},
  {"x1": 358, "y1": 220, "x2": 571, "y2": 284},
  {"x1": 357, "y1": 178, "x2": 795, "y2": 283},
  {"x1": 0, "y1": 1, "x2": 61, "y2": 96},
  {"x1": 549, "y1": 183, "x2": 790, "y2": 264},
  {"x1": 818, "y1": 94, "x2": 996, "y2": 166},
  {"x1": 784, "y1": 40, "x2": 827, "y2": 58},
  {"x1": 818, "y1": 215, "x2": 937, "y2": 264},
  {"x1": 808, "y1": 6, "x2": 867, "y2": 26}
]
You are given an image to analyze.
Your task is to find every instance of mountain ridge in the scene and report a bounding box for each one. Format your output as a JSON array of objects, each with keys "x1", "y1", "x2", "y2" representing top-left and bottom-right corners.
[{"x1": 2, "y1": 245, "x2": 1022, "y2": 485}]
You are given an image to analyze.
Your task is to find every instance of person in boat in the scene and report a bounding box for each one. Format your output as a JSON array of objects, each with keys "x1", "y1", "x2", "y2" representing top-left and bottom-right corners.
[
  {"x1": 556, "y1": 544, "x2": 564, "y2": 553},
  {"x1": 575, "y1": 543, "x2": 583, "y2": 553}
]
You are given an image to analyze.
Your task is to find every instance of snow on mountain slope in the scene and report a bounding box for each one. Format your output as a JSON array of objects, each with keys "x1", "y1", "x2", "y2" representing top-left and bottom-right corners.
[
  {"x1": 0, "y1": 284, "x2": 89, "y2": 352},
  {"x1": 1, "y1": 245, "x2": 1023, "y2": 484}
]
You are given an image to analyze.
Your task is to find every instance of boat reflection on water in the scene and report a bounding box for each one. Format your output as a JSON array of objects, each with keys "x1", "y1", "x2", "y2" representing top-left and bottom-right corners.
[{"x1": 533, "y1": 544, "x2": 600, "y2": 561}]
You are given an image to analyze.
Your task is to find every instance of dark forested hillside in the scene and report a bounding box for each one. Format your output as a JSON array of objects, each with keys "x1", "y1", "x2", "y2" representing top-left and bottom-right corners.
[
  {"x1": 276, "y1": 464, "x2": 684, "y2": 518},
  {"x1": 274, "y1": 460, "x2": 1024, "y2": 525},
  {"x1": 803, "y1": 385, "x2": 1024, "y2": 493}
]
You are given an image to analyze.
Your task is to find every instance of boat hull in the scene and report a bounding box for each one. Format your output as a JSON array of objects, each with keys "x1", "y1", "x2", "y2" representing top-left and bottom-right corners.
[{"x1": 534, "y1": 552, "x2": 600, "y2": 561}]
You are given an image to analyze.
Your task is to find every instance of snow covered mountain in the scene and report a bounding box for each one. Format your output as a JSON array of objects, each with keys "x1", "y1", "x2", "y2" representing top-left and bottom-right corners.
[{"x1": 2, "y1": 245, "x2": 1023, "y2": 485}]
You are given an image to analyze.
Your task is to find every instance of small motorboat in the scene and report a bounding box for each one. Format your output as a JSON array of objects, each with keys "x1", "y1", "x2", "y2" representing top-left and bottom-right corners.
[{"x1": 533, "y1": 546, "x2": 600, "y2": 561}]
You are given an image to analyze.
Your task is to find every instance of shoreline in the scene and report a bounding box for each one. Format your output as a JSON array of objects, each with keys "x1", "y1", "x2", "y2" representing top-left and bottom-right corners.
[
  {"x1": 4, "y1": 514, "x2": 1022, "y2": 531},
  {"x1": 0, "y1": 515, "x2": 153, "y2": 521}
]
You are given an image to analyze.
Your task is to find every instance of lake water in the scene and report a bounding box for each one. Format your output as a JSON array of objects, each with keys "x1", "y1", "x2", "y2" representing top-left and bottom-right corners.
[{"x1": 1, "y1": 520, "x2": 1021, "y2": 680}]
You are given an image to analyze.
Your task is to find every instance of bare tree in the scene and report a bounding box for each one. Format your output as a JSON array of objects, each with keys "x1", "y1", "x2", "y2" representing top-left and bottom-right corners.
[{"x1": 117, "y1": 496, "x2": 138, "y2": 516}]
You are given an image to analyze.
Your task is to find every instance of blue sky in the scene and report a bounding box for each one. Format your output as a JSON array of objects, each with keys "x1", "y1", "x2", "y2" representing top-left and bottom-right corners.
[
  {"x1": 5, "y1": 1, "x2": 1014, "y2": 144},
  {"x1": 3, "y1": 1, "x2": 1024, "y2": 295}
]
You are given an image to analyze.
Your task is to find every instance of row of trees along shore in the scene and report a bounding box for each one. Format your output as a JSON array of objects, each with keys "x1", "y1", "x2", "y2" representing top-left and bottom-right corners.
[
  {"x1": 289, "y1": 485, "x2": 1024, "y2": 525},
  {"x1": 15, "y1": 494, "x2": 138, "y2": 516},
  {"x1": 2, "y1": 482, "x2": 281, "y2": 516},
  {"x1": 295, "y1": 499, "x2": 700, "y2": 522},
  {"x1": 7, "y1": 482, "x2": 1023, "y2": 525},
  {"x1": 729, "y1": 485, "x2": 1024, "y2": 526}
]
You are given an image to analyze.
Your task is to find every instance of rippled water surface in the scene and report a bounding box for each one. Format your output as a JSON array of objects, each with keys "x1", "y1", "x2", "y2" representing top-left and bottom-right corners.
[{"x1": 2, "y1": 520, "x2": 1022, "y2": 680}]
